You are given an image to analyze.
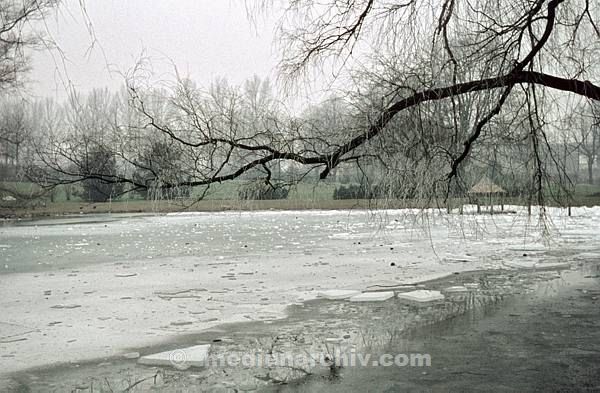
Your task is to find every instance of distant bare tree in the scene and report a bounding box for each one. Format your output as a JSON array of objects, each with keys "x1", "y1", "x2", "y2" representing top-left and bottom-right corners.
[
  {"x1": 0, "y1": 0, "x2": 60, "y2": 188},
  {"x1": 0, "y1": 98, "x2": 30, "y2": 169},
  {"x1": 570, "y1": 102, "x2": 600, "y2": 184},
  {"x1": 0, "y1": 0, "x2": 59, "y2": 90}
]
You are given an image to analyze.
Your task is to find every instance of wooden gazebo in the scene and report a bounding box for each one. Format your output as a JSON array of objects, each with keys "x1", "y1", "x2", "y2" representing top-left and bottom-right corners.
[{"x1": 468, "y1": 176, "x2": 506, "y2": 214}]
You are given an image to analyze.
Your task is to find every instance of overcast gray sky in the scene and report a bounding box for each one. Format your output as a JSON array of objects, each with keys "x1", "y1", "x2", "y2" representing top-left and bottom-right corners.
[{"x1": 29, "y1": 0, "x2": 282, "y2": 99}]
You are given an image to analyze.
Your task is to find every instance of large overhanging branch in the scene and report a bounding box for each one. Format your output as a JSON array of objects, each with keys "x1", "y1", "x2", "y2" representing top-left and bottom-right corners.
[
  {"x1": 151, "y1": 70, "x2": 600, "y2": 190},
  {"x1": 317, "y1": 70, "x2": 600, "y2": 179},
  {"x1": 43, "y1": 70, "x2": 600, "y2": 192}
]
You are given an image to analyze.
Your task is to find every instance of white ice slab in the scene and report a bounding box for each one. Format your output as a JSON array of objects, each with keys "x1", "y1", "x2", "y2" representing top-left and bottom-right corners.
[
  {"x1": 318, "y1": 289, "x2": 361, "y2": 300},
  {"x1": 115, "y1": 273, "x2": 138, "y2": 278},
  {"x1": 349, "y1": 292, "x2": 394, "y2": 302},
  {"x1": 444, "y1": 254, "x2": 475, "y2": 262},
  {"x1": 504, "y1": 260, "x2": 538, "y2": 269},
  {"x1": 505, "y1": 261, "x2": 570, "y2": 270},
  {"x1": 573, "y1": 252, "x2": 600, "y2": 260},
  {"x1": 442, "y1": 286, "x2": 468, "y2": 293},
  {"x1": 535, "y1": 262, "x2": 571, "y2": 270},
  {"x1": 397, "y1": 290, "x2": 445, "y2": 303},
  {"x1": 138, "y1": 344, "x2": 211, "y2": 369}
]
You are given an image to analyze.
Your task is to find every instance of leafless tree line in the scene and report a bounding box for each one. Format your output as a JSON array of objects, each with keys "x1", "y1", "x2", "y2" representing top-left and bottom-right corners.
[{"x1": 1, "y1": 0, "x2": 600, "y2": 205}]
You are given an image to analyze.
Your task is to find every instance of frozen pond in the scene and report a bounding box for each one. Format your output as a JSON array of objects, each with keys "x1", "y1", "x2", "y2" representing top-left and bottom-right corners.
[
  {"x1": 1, "y1": 207, "x2": 600, "y2": 382},
  {"x1": 10, "y1": 263, "x2": 600, "y2": 392}
]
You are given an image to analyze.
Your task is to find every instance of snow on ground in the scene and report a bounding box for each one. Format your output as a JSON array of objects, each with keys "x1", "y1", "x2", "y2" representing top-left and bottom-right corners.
[{"x1": 1, "y1": 206, "x2": 600, "y2": 375}]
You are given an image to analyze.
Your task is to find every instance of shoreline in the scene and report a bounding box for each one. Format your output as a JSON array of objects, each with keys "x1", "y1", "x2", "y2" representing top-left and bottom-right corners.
[
  {"x1": 2, "y1": 196, "x2": 597, "y2": 220},
  {"x1": 1, "y1": 199, "x2": 401, "y2": 220}
]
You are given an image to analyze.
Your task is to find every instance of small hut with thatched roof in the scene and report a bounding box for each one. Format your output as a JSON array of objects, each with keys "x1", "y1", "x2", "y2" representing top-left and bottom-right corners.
[{"x1": 468, "y1": 176, "x2": 507, "y2": 213}]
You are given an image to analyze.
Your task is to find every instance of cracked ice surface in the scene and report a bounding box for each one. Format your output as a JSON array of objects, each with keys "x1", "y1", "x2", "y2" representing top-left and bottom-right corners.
[{"x1": 1, "y1": 206, "x2": 599, "y2": 374}]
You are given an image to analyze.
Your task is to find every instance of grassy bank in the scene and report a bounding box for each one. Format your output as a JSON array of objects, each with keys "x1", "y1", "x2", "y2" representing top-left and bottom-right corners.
[
  {"x1": 0, "y1": 198, "x2": 413, "y2": 218},
  {"x1": 2, "y1": 181, "x2": 600, "y2": 219}
]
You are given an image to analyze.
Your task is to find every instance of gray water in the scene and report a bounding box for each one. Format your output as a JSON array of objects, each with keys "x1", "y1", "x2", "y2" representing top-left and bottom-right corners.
[{"x1": 276, "y1": 267, "x2": 600, "y2": 392}]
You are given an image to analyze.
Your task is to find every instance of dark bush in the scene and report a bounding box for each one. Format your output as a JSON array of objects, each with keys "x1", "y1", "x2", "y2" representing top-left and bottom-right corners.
[
  {"x1": 333, "y1": 184, "x2": 373, "y2": 199},
  {"x1": 238, "y1": 182, "x2": 289, "y2": 200},
  {"x1": 333, "y1": 182, "x2": 418, "y2": 200},
  {"x1": 78, "y1": 148, "x2": 123, "y2": 202}
]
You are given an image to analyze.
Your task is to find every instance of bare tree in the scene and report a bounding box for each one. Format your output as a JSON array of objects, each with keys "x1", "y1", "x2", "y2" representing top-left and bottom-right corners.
[
  {"x1": 568, "y1": 101, "x2": 600, "y2": 184},
  {"x1": 0, "y1": 98, "x2": 30, "y2": 168},
  {"x1": 0, "y1": 0, "x2": 59, "y2": 90}
]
